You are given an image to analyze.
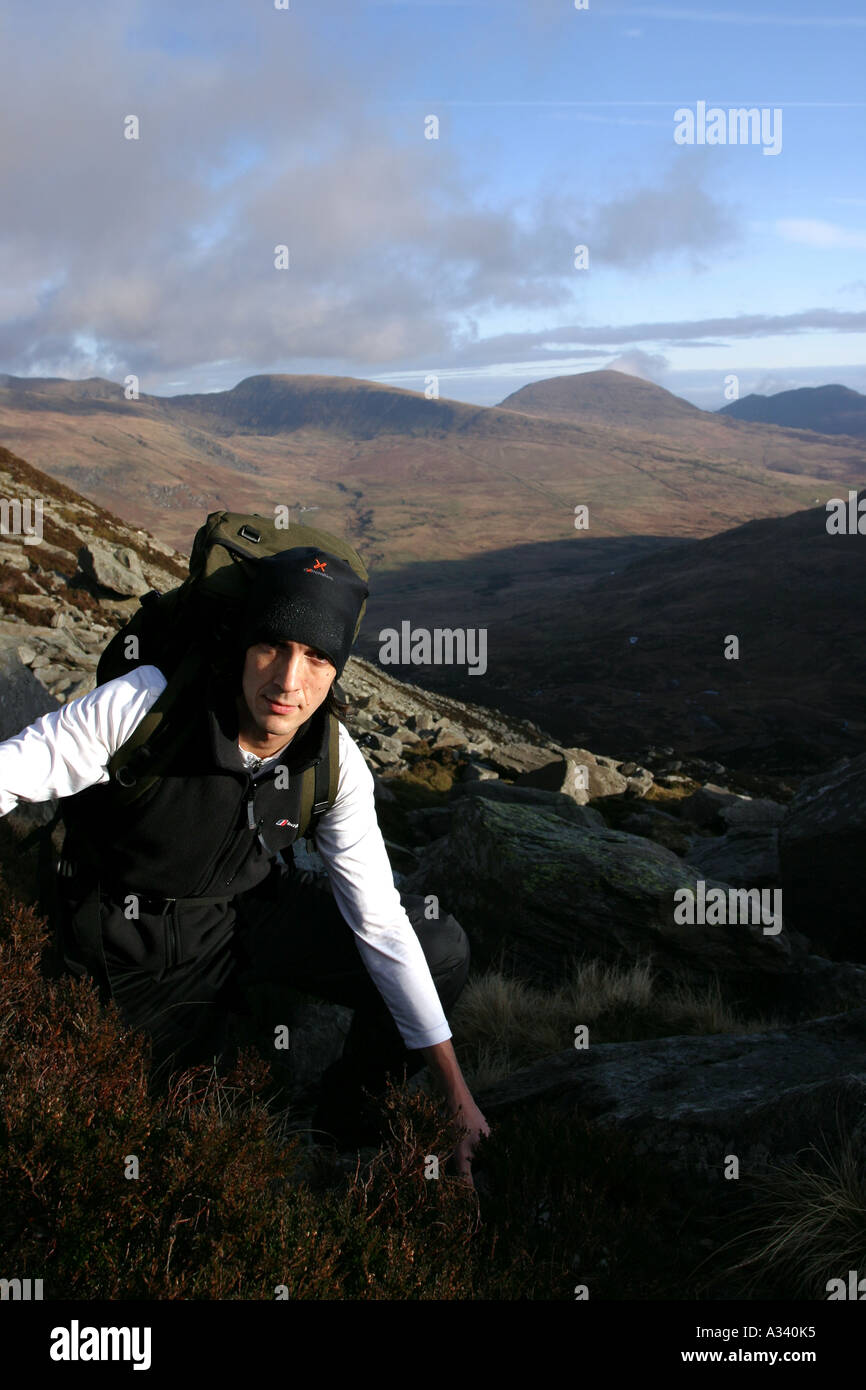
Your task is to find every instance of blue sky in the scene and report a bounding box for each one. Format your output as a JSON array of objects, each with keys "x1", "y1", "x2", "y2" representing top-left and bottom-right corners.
[{"x1": 0, "y1": 0, "x2": 864, "y2": 409}]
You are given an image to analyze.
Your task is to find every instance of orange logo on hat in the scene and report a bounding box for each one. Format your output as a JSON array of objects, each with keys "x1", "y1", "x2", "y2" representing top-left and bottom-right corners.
[{"x1": 303, "y1": 556, "x2": 332, "y2": 577}]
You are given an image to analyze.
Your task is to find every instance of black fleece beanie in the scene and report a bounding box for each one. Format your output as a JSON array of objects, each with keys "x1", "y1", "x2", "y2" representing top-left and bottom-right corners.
[{"x1": 237, "y1": 547, "x2": 369, "y2": 677}]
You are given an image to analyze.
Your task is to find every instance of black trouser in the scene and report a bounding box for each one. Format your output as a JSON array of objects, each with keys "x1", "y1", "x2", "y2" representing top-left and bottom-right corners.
[{"x1": 58, "y1": 864, "x2": 471, "y2": 1095}]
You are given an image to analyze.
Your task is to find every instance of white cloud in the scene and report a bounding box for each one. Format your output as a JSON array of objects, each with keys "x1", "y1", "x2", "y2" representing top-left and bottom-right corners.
[{"x1": 776, "y1": 219, "x2": 866, "y2": 250}]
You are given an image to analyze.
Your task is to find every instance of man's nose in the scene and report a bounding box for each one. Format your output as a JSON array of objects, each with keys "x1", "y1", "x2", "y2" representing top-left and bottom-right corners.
[{"x1": 273, "y1": 649, "x2": 303, "y2": 691}]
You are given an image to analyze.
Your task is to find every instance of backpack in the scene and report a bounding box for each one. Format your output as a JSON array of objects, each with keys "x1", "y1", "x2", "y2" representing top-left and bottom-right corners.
[{"x1": 92, "y1": 509, "x2": 369, "y2": 843}]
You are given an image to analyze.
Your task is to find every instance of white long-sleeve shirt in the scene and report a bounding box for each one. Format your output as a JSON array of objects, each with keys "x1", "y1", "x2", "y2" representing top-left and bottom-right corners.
[{"x1": 0, "y1": 666, "x2": 451, "y2": 1050}]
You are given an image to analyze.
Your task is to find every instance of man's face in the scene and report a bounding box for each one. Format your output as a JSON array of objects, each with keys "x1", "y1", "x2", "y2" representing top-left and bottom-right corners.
[{"x1": 237, "y1": 639, "x2": 336, "y2": 753}]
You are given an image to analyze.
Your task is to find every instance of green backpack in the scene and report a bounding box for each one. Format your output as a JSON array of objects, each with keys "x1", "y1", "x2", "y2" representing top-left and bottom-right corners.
[{"x1": 94, "y1": 509, "x2": 369, "y2": 842}]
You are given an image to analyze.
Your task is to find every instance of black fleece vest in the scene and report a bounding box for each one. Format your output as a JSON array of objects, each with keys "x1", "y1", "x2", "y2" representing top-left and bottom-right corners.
[{"x1": 60, "y1": 674, "x2": 331, "y2": 900}]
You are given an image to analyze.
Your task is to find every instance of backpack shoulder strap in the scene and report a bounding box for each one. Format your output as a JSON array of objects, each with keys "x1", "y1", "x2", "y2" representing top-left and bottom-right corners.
[
  {"x1": 104, "y1": 645, "x2": 204, "y2": 804},
  {"x1": 298, "y1": 712, "x2": 341, "y2": 843}
]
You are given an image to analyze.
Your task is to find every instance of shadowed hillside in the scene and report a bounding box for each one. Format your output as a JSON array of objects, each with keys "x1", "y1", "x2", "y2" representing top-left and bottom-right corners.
[
  {"x1": 720, "y1": 383, "x2": 866, "y2": 439},
  {"x1": 358, "y1": 495, "x2": 866, "y2": 773}
]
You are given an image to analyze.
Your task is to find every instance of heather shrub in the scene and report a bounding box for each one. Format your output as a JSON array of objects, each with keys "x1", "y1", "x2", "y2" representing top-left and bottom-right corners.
[{"x1": 0, "y1": 869, "x2": 761, "y2": 1300}]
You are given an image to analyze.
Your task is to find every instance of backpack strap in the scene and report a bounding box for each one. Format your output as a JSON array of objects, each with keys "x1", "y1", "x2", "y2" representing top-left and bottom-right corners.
[
  {"x1": 298, "y1": 713, "x2": 341, "y2": 843},
  {"x1": 105, "y1": 645, "x2": 204, "y2": 805}
]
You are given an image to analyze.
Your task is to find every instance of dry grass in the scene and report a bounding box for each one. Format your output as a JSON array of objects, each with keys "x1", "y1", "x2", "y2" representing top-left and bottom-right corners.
[
  {"x1": 712, "y1": 1129, "x2": 866, "y2": 1298},
  {"x1": 451, "y1": 959, "x2": 775, "y2": 1089}
]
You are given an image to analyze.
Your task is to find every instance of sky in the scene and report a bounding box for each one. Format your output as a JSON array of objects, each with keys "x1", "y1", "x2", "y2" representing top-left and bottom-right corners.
[{"x1": 0, "y1": 0, "x2": 864, "y2": 410}]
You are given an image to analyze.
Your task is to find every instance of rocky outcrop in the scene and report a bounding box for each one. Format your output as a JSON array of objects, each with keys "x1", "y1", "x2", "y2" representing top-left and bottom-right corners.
[
  {"x1": 478, "y1": 1008, "x2": 866, "y2": 1174},
  {"x1": 779, "y1": 754, "x2": 866, "y2": 960},
  {"x1": 77, "y1": 541, "x2": 150, "y2": 598},
  {"x1": 0, "y1": 445, "x2": 185, "y2": 714},
  {"x1": 685, "y1": 827, "x2": 781, "y2": 890},
  {"x1": 402, "y1": 792, "x2": 794, "y2": 994},
  {"x1": 0, "y1": 632, "x2": 61, "y2": 742}
]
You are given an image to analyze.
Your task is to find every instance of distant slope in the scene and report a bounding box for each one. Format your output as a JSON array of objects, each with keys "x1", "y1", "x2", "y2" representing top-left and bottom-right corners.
[{"x1": 719, "y1": 383, "x2": 866, "y2": 438}]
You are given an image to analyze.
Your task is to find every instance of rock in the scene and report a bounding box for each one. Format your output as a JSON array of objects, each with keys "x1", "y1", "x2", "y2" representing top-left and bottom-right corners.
[
  {"x1": 406, "y1": 807, "x2": 452, "y2": 836},
  {"x1": 376, "y1": 732, "x2": 405, "y2": 758},
  {"x1": 0, "y1": 545, "x2": 30, "y2": 570},
  {"x1": 32, "y1": 662, "x2": 69, "y2": 687},
  {"x1": 518, "y1": 747, "x2": 629, "y2": 804},
  {"x1": 621, "y1": 810, "x2": 691, "y2": 856},
  {"x1": 372, "y1": 775, "x2": 397, "y2": 803},
  {"x1": 0, "y1": 637, "x2": 60, "y2": 740},
  {"x1": 404, "y1": 795, "x2": 792, "y2": 996},
  {"x1": 50, "y1": 672, "x2": 82, "y2": 698},
  {"x1": 478, "y1": 1009, "x2": 866, "y2": 1175},
  {"x1": 64, "y1": 675, "x2": 96, "y2": 701},
  {"x1": 720, "y1": 797, "x2": 786, "y2": 830},
  {"x1": 625, "y1": 767, "x2": 654, "y2": 798},
  {"x1": 686, "y1": 828, "x2": 781, "y2": 890},
  {"x1": 430, "y1": 729, "x2": 465, "y2": 751},
  {"x1": 779, "y1": 754, "x2": 866, "y2": 959},
  {"x1": 77, "y1": 542, "x2": 150, "y2": 598},
  {"x1": 678, "y1": 783, "x2": 736, "y2": 828},
  {"x1": 488, "y1": 742, "x2": 564, "y2": 778},
  {"x1": 449, "y1": 778, "x2": 605, "y2": 830},
  {"x1": 370, "y1": 747, "x2": 401, "y2": 768},
  {"x1": 515, "y1": 755, "x2": 589, "y2": 802},
  {"x1": 460, "y1": 760, "x2": 499, "y2": 783},
  {"x1": 135, "y1": 530, "x2": 177, "y2": 559},
  {"x1": 16, "y1": 644, "x2": 36, "y2": 666}
]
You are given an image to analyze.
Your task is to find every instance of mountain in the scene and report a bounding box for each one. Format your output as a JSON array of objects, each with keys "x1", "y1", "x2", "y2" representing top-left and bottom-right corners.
[
  {"x1": 719, "y1": 383, "x2": 866, "y2": 438},
  {"x1": 497, "y1": 368, "x2": 704, "y2": 430},
  {"x1": 0, "y1": 371, "x2": 863, "y2": 563}
]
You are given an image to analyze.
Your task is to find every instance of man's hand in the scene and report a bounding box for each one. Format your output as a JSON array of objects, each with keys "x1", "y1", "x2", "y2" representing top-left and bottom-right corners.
[
  {"x1": 450, "y1": 1094, "x2": 491, "y2": 1183},
  {"x1": 421, "y1": 1038, "x2": 491, "y2": 1186}
]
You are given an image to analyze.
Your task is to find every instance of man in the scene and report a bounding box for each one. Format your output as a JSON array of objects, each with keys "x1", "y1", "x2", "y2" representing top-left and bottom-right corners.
[{"x1": 0, "y1": 545, "x2": 490, "y2": 1179}]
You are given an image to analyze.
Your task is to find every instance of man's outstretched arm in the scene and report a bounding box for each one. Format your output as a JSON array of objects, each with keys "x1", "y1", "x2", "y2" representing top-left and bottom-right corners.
[{"x1": 422, "y1": 1037, "x2": 491, "y2": 1183}]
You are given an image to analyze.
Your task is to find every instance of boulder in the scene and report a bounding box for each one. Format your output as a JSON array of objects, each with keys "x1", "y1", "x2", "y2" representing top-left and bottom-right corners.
[
  {"x1": 624, "y1": 767, "x2": 654, "y2": 798},
  {"x1": 404, "y1": 794, "x2": 793, "y2": 997},
  {"x1": 779, "y1": 754, "x2": 866, "y2": 959},
  {"x1": 488, "y1": 742, "x2": 563, "y2": 777},
  {"x1": 478, "y1": 1009, "x2": 866, "y2": 1175},
  {"x1": 678, "y1": 783, "x2": 737, "y2": 828},
  {"x1": 620, "y1": 809, "x2": 691, "y2": 856},
  {"x1": 449, "y1": 778, "x2": 605, "y2": 830},
  {"x1": 0, "y1": 637, "x2": 60, "y2": 741},
  {"x1": 686, "y1": 828, "x2": 781, "y2": 890},
  {"x1": 516, "y1": 747, "x2": 629, "y2": 804},
  {"x1": 460, "y1": 760, "x2": 499, "y2": 783},
  {"x1": 720, "y1": 797, "x2": 787, "y2": 829},
  {"x1": 77, "y1": 542, "x2": 150, "y2": 598}
]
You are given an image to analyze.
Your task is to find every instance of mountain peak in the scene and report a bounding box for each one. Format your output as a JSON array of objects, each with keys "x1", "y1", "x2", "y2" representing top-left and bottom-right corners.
[{"x1": 497, "y1": 369, "x2": 702, "y2": 427}]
